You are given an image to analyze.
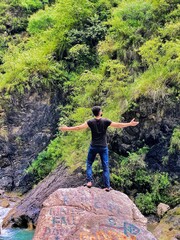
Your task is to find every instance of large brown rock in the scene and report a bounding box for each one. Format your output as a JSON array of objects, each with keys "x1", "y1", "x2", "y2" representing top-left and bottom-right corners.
[
  {"x1": 2, "y1": 164, "x2": 85, "y2": 229},
  {"x1": 33, "y1": 187, "x2": 157, "y2": 240}
]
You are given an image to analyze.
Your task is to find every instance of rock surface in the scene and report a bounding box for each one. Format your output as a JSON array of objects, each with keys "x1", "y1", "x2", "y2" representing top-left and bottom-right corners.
[
  {"x1": 0, "y1": 199, "x2": 10, "y2": 208},
  {"x1": 157, "y1": 203, "x2": 170, "y2": 217},
  {"x1": 2, "y1": 164, "x2": 85, "y2": 228},
  {"x1": 110, "y1": 96, "x2": 180, "y2": 176},
  {"x1": 33, "y1": 187, "x2": 157, "y2": 240},
  {"x1": 0, "y1": 86, "x2": 62, "y2": 192},
  {"x1": 153, "y1": 205, "x2": 180, "y2": 240}
]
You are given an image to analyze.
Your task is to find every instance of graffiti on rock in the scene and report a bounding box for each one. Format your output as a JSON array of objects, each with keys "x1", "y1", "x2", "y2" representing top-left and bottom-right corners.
[{"x1": 80, "y1": 230, "x2": 137, "y2": 240}]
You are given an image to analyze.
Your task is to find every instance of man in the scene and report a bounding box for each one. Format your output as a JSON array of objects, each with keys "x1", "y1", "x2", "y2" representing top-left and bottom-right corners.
[{"x1": 59, "y1": 106, "x2": 139, "y2": 191}]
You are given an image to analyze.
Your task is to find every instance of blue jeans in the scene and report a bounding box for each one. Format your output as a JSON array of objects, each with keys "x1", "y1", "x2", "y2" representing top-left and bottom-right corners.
[{"x1": 86, "y1": 145, "x2": 110, "y2": 188}]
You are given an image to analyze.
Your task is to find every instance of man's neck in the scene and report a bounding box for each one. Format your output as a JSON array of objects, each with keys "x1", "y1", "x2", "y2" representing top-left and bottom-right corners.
[{"x1": 95, "y1": 116, "x2": 102, "y2": 119}]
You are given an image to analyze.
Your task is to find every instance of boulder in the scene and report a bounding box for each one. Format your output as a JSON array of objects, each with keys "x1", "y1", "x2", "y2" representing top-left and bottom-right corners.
[
  {"x1": 157, "y1": 203, "x2": 170, "y2": 217},
  {"x1": 2, "y1": 164, "x2": 85, "y2": 228},
  {"x1": 33, "y1": 187, "x2": 157, "y2": 240},
  {"x1": 153, "y1": 205, "x2": 180, "y2": 240}
]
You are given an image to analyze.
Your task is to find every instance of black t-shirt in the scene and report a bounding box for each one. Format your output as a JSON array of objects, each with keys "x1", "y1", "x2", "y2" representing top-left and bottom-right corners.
[{"x1": 87, "y1": 118, "x2": 112, "y2": 146}]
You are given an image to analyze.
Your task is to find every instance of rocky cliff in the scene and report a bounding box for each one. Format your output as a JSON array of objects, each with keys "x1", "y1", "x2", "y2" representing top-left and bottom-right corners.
[
  {"x1": 0, "y1": 86, "x2": 62, "y2": 192},
  {"x1": 110, "y1": 95, "x2": 180, "y2": 176},
  {"x1": 1, "y1": 92, "x2": 179, "y2": 194}
]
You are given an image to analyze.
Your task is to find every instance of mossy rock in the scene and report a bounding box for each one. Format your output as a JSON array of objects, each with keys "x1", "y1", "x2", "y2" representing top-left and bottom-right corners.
[{"x1": 153, "y1": 205, "x2": 180, "y2": 240}]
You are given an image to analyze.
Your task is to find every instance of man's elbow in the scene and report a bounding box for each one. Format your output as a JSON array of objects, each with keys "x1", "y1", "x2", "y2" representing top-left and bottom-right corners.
[
  {"x1": 76, "y1": 126, "x2": 85, "y2": 130},
  {"x1": 111, "y1": 123, "x2": 120, "y2": 128}
]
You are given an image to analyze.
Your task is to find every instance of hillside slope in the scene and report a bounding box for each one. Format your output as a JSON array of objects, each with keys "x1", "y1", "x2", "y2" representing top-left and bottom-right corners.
[{"x1": 0, "y1": 0, "x2": 179, "y2": 215}]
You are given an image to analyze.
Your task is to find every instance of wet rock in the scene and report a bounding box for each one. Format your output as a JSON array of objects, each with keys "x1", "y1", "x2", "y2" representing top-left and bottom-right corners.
[
  {"x1": 157, "y1": 203, "x2": 170, "y2": 217},
  {"x1": 33, "y1": 187, "x2": 157, "y2": 240}
]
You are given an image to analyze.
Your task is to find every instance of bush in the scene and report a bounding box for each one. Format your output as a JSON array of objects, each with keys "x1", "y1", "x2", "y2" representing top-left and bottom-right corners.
[
  {"x1": 27, "y1": 9, "x2": 55, "y2": 34},
  {"x1": 65, "y1": 44, "x2": 95, "y2": 70},
  {"x1": 135, "y1": 192, "x2": 156, "y2": 214},
  {"x1": 135, "y1": 172, "x2": 171, "y2": 214},
  {"x1": 110, "y1": 147, "x2": 148, "y2": 189},
  {"x1": 27, "y1": 135, "x2": 64, "y2": 180},
  {"x1": 11, "y1": 0, "x2": 44, "y2": 11},
  {"x1": 109, "y1": 147, "x2": 172, "y2": 214}
]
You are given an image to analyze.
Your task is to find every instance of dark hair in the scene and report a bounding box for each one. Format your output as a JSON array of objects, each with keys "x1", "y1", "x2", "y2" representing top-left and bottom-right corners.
[{"x1": 92, "y1": 106, "x2": 101, "y2": 116}]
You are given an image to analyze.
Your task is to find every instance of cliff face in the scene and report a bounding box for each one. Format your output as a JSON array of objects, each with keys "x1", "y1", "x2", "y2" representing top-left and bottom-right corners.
[
  {"x1": 0, "y1": 87, "x2": 62, "y2": 192},
  {"x1": 0, "y1": 92, "x2": 179, "y2": 193},
  {"x1": 110, "y1": 95, "x2": 180, "y2": 177}
]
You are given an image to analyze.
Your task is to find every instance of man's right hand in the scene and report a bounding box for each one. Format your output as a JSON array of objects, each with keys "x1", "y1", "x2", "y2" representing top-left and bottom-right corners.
[
  {"x1": 59, "y1": 122, "x2": 88, "y2": 131},
  {"x1": 59, "y1": 126, "x2": 68, "y2": 131}
]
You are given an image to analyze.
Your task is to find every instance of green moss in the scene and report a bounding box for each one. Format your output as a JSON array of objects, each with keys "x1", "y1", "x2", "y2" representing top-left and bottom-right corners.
[{"x1": 173, "y1": 207, "x2": 180, "y2": 215}]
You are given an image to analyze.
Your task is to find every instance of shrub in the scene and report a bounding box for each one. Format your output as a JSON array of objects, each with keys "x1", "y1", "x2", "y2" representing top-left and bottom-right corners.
[
  {"x1": 11, "y1": 0, "x2": 44, "y2": 11},
  {"x1": 135, "y1": 192, "x2": 156, "y2": 214},
  {"x1": 27, "y1": 9, "x2": 55, "y2": 34}
]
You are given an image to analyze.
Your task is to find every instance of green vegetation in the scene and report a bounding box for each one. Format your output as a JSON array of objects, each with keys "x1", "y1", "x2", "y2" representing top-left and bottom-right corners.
[
  {"x1": 135, "y1": 172, "x2": 171, "y2": 214},
  {"x1": 110, "y1": 148, "x2": 171, "y2": 214},
  {"x1": 169, "y1": 127, "x2": 180, "y2": 154},
  {"x1": 0, "y1": 0, "x2": 179, "y2": 214}
]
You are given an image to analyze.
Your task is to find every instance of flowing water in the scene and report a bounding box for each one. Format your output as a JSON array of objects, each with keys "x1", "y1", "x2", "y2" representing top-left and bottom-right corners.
[
  {"x1": 0, "y1": 206, "x2": 34, "y2": 240},
  {"x1": 0, "y1": 206, "x2": 11, "y2": 234},
  {"x1": 0, "y1": 228, "x2": 34, "y2": 240}
]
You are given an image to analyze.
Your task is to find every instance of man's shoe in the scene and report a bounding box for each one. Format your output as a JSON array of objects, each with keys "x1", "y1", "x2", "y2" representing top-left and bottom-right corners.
[{"x1": 105, "y1": 187, "x2": 113, "y2": 192}]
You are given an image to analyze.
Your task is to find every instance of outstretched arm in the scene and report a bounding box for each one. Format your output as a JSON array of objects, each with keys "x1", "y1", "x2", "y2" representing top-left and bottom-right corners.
[
  {"x1": 110, "y1": 118, "x2": 139, "y2": 128},
  {"x1": 59, "y1": 122, "x2": 88, "y2": 132}
]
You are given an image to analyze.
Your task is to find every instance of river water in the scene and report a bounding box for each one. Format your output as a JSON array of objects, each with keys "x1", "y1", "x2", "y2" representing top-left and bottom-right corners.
[
  {"x1": 0, "y1": 228, "x2": 34, "y2": 240},
  {"x1": 0, "y1": 207, "x2": 34, "y2": 240}
]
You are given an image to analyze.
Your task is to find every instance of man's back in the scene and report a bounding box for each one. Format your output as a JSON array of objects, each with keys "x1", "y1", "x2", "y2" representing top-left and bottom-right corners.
[{"x1": 87, "y1": 118, "x2": 111, "y2": 146}]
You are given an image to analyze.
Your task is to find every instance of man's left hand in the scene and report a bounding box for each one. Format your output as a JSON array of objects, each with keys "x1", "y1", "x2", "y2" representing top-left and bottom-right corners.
[{"x1": 130, "y1": 118, "x2": 139, "y2": 126}]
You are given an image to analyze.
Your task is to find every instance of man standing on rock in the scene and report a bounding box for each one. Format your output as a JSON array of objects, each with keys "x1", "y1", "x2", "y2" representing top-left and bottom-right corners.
[{"x1": 59, "y1": 106, "x2": 139, "y2": 191}]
